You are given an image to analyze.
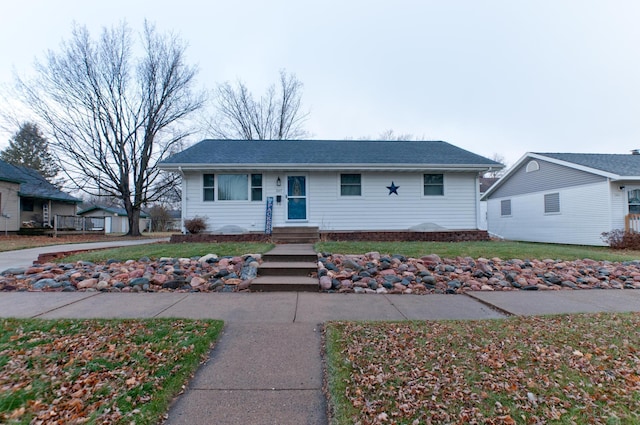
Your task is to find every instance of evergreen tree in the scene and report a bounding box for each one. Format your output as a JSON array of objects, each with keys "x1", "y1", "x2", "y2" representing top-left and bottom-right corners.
[{"x1": 1, "y1": 122, "x2": 60, "y2": 180}]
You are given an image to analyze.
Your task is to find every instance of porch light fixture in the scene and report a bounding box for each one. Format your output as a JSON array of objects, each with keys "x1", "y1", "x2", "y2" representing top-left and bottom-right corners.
[{"x1": 276, "y1": 177, "x2": 281, "y2": 187}]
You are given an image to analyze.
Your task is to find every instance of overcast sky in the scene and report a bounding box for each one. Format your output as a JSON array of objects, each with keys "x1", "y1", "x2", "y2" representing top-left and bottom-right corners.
[{"x1": 1, "y1": 0, "x2": 639, "y2": 167}]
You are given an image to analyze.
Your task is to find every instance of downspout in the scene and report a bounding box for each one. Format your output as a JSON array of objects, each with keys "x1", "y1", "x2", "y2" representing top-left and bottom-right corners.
[
  {"x1": 178, "y1": 167, "x2": 186, "y2": 234},
  {"x1": 475, "y1": 172, "x2": 482, "y2": 230}
]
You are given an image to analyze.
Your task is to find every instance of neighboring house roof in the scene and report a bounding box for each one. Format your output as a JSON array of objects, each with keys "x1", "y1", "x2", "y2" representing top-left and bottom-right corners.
[
  {"x1": 0, "y1": 159, "x2": 81, "y2": 203},
  {"x1": 482, "y1": 152, "x2": 640, "y2": 199},
  {"x1": 159, "y1": 140, "x2": 504, "y2": 171},
  {"x1": 536, "y1": 153, "x2": 640, "y2": 177},
  {"x1": 78, "y1": 205, "x2": 150, "y2": 218}
]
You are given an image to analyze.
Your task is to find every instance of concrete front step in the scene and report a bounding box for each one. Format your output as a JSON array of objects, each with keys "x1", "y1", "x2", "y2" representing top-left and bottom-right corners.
[
  {"x1": 271, "y1": 227, "x2": 319, "y2": 243},
  {"x1": 250, "y1": 276, "x2": 319, "y2": 292},
  {"x1": 258, "y1": 261, "x2": 317, "y2": 277},
  {"x1": 262, "y1": 253, "x2": 318, "y2": 263},
  {"x1": 255, "y1": 243, "x2": 319, "y2": 292}
]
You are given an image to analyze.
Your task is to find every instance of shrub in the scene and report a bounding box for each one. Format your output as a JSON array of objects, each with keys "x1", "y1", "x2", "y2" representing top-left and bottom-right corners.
[
  {"x1": 601, "y1": 229, "x2": 640, "y2": 250},
  {"x1": 184, "y1": 216, "x2": 207, "y2": 234}
]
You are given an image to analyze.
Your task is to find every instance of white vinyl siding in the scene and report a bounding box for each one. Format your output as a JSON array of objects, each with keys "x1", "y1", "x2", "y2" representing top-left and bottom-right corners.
[
  {"x1": 182, "y1": 171, "x2": 480, "y2": 232},
  {"x1": 487, "y1": 182, "x2": 611, "y2": 246}
]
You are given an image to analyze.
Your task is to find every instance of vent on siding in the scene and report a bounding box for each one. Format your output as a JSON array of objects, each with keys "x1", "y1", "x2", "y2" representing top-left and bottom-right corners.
[
  {"x1": 526, "y1": 160, "x2": 540, "y2": 172},
  {"x1": 500, "y1": 199, "x2": 511, "y2": 216},
  {"x1": 544, "y1": 192, "x2": 560, "y2": 213}
]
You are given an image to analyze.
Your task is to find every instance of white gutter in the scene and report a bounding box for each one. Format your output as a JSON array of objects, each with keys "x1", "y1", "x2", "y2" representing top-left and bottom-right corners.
[{"x1": 159, "y1": 163, "x2": 499, "y2": 172}]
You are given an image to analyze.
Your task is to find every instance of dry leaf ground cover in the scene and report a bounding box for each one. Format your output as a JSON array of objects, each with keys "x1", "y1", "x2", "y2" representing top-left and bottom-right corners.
[
  {"x1": 325, "y1": 313, "x2": 640, "y2": 424},
  {"x1": 0, "y1": 318, "x2": 223, "y2": 424}
]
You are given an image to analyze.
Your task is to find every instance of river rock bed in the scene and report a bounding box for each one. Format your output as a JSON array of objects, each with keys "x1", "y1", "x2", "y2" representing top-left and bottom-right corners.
[
  {"x1": 317, "y1": 252, "x2": 640, "y2": 294},
  {"x1": 0, "y1": 254, "x2": 261, "y2": 293},
  {"x1": 2, "y1": 251, "x2": 640, "y2": 294}
]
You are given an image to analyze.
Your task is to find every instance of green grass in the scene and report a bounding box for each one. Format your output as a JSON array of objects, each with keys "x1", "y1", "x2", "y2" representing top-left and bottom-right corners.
[
  {"x1": 0, "y1": 318, "x2": 223, "y2": 424},
  {"x1": 316, "y1": 240, "x2": 640, "y2": 262},
  {"x1": 325, "y1": 313, "x2": 640, "y2": 424},
  {"x1": 60, "y1": 242, "x2": 274, "y2": 263}
]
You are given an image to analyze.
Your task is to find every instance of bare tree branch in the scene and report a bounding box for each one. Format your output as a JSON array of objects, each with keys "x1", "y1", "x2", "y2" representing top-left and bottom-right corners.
[
  {"x1": 208, "y1": 69, "x2": 309, "y2": 140},
  {"x1": 11, "y1": 21, "x2": 205, "y2": 235}
]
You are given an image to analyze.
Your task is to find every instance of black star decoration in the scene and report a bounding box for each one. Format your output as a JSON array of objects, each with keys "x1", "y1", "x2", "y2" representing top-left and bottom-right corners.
[{"x1": 387, "y1": 181, "x2": 400, "y2": 195}]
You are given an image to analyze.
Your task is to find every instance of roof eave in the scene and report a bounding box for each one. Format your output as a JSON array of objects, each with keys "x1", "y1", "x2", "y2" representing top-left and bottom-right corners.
[
  {"x1": 18, "y1": 192, "x2": 83, "y2": 203},
  {"x1": 159, "y1": 163, "x2": 500, "y2": 172}
]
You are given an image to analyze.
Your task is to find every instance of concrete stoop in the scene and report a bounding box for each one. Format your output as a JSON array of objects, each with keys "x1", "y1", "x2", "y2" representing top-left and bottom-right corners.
[
  {"x1": 271, "y1": 226, "x2": 319, "y2": 244},
  {"x1": 250, "y1": 244, "x2": 319, "y2": 292}
]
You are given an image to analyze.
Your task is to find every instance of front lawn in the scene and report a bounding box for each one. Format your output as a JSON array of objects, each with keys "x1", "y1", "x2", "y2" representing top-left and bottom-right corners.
[
  {"x1": 0, "y1": 318, "x2": 223, "y2": 424},
  {"x1": 325, "y1": 313, "x2": 640, "y2": 424}
]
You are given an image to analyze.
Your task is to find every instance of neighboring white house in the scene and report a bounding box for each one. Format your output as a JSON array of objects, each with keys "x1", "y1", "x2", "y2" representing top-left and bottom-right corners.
[
  {"x1": 482, "y1": 152, "x2": 640, "y2": 246},
  {"x1": 77, "y1": 206, "x2": 151, "y2": 234},
  {"x1": 159, "y1": 140, "x2": 503, "y2": 234}
]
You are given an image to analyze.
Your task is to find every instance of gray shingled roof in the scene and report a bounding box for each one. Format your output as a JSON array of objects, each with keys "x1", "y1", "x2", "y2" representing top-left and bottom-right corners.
[
  {"x1": 160, "y1": 140, "x2": 503, "y2": 169},
  {"x1": 78, "y1": 205, "x2": 150, "y2": 218},
  {"x1": 537, "y1": 153, "x2": 640, "y2": 176},
  {"x1": 0, "y1": 159, "x2": 81, "y2": 203}
]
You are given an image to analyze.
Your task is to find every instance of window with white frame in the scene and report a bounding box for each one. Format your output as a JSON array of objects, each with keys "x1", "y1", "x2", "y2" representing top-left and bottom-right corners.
[
  {"x1": 424, "y1": 174, "x2": 444, "y2": 196},
  {"x1": 544, "y1": 192, "x2": 560, "y2": 213},
  {"x1": 203, "y1": 174, "x2": 215, "y2": 201},
  {"x1": 207, "y1": 174, "x2": 263, "y2": 201},
  {"x1": 501, "y1": 199, "x2": 511, "y2": 216},
  {"x1": 251, "y1": 174, "x2": 263, "y2": 201},
  {"x1": 340, "y1": 174, "x2": 361, "y2": 196}
]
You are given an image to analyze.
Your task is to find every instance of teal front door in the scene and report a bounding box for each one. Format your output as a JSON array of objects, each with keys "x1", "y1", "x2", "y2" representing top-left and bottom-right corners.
[{"x1": 287, "y1": 175, "x2": 307, "y2": 220}]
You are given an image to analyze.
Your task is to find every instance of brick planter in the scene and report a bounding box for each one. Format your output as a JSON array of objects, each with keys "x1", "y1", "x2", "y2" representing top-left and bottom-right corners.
[
  {"x1": 320, "y1": 230, "x2": 490, "y2": 242},
  {"x1": 170, "y1": 230, "x2": 490, "y2": 243}
]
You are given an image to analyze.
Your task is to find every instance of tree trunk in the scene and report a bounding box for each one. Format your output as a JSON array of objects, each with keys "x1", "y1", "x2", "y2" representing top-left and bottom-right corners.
[{"x1": 124, "y1": 201, "x2": 142, "y2": 237}]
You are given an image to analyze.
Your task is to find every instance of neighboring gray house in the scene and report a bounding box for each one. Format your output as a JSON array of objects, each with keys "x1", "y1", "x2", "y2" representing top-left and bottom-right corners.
[
  {"x1": 482, "y1": 152, "x2": 640, "y2": 246},
  {"x1": 78, "y1": 206, "x2": 151, "y2": 234},
  {"x1": 159, "y1": 139, "x2": 503, "y2": 234},
  {"x1": 0, "y1": 159, "x2": 81, "y2": 232}
]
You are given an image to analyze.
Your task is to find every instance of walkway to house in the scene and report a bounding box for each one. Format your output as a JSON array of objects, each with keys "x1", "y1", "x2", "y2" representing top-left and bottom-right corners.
[
  {"x1": 2, "y1": 243, "x2": 640, "y2": 423},
  {"x1": 0, "y1": 237, "x2": 169, "y2": 271}
]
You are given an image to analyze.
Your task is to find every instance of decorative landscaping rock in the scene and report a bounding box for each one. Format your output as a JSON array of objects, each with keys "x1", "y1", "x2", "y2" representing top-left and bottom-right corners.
[
  {"x1": 0, "y1": 253, "x2": 264, "y2": 293},
  {"x1": 314, "y1": 252, "x2": 640, "y2": 294},
  {"x1": 3, "y1": 250, "x2": 640, "y2": 295}
]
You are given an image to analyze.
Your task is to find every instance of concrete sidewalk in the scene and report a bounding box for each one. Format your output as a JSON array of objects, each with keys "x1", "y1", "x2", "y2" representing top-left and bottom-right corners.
[
  {"x1": 0, "y1": 238, "x2": 169, "y2": 271},
  {"x1": 2, "y1": 290, "x2": 640, "y2": 424}
]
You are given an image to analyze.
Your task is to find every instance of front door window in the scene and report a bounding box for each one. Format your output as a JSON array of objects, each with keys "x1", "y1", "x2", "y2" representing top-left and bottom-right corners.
[{"x1": 287, "y1": 176, "x2": 307, "y2": 220}]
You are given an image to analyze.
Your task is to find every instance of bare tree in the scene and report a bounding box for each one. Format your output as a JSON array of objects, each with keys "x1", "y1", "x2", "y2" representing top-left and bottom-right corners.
[
  {"x1": 208, "y1": 69, "x2": 308, "y2": 140},
  {"x1": 354, "y1": 129, "x2": 420, "y2": 141},
  {"x1": 484, "y1": 153, "x2": 508, "y2": 177},
  {"x1": 12, "y1": 21, "x2": 204, "y2": 236}
]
